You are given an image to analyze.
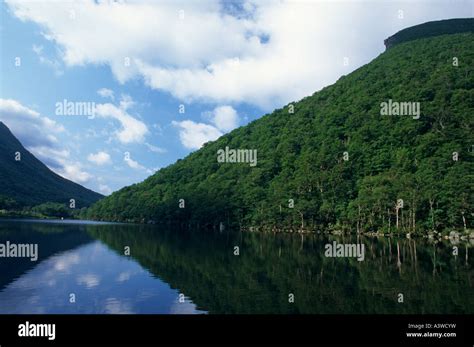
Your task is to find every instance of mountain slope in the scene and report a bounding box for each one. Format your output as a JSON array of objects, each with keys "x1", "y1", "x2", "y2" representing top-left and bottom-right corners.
[
  {"x1": 0, "y1": 121, "x2": 102, "y2": 208},
  {"x1": 86, "y1": 22, "x2": 473, "y2": 233},
  {"x1": 384, "y1": 18, "x2": 474, "y2": 49}
]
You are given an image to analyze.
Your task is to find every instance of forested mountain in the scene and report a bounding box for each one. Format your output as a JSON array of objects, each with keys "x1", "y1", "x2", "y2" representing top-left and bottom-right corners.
[
  {"x1": 384, "y1": 18, "x2": 473, "y2": 49},
  {"x1": 0, "y1": 121, "x2": 102, "y2": 209},
  {"x1": 86, "y1": 21, "x2": 473, "y2": 234}
]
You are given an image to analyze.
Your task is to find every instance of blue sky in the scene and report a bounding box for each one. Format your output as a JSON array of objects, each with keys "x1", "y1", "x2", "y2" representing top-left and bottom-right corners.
[{"x1": 0, "y1": 0, "x2": 472, "y2": 195}]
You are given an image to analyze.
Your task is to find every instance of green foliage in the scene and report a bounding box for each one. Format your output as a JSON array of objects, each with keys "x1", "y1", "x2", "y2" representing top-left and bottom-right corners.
[
  {"x1": 0, "y1": 194, "x2": 19, "y2": 210},
  {"x1": 31, "y1": 202, "x2": 71, "y2": 218},
  {"x1": 87, "y1": 31, "x2": 474, "y2": 233}
]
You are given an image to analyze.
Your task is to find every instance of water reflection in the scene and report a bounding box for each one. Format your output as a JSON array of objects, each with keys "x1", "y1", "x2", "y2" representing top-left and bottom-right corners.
[
  {"x1": 0, "y1": 220, "x2": 472, "y2": 314},
  {"x1": 0, "y1": 221, "x2": 204, "y2": 314}
]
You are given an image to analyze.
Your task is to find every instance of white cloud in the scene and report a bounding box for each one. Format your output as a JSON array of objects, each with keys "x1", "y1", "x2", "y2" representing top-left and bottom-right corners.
[
  {"x1": 29, "y1": 146, "x2": 70, "y2": 169},
  {"x1": 208, "y1": 105, "x2": 239, "y2": 132},
  {"x1": 6, "y1": 1, "x2": 470, "y2": 109},
  {"x1": 28, "y1": 146, "x2": 92, "y2": 184},
  {"x1": 0, "y1": 98, "x2": 94, "y2": 185},
  {"x1": 173, "y1": 105, "x2": 238, "y2": 149},
  {"x1": 36, "y1": 150, "x2": 92, "y2": 184},
  {"x1": 87, "y1": 151, "x2": 111, "y2": 166},
  {"x1": 56, "y1": 162, "x2": 92, "y2": 184},
  {"x1": 145, "y1": 142, "x2": 166, "y2": 154},
  {"x1": 124, "y1": 156, "x2": 146, "y2": 171},
  {"x1": 99, "y1": 184, "x2": 112, "y2": 195},
  {"x1": 0, "y1": 98, "x2": 64, "y2": 148},
  {"x1": 97, "y1": 88, "x2": 114, "y2": 100},
  {"x1": 119, "y1": 94, "x2": 135, "y2": 110},
  {"x1": 95, "y1": 95, "x2": 149, "y2": 144},
  {"x1": 172, "y1": 120, "x2": 222, "y2": 150}
]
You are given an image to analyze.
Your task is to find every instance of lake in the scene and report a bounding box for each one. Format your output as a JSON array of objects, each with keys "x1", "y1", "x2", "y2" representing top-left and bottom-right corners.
[{"x1": 0, "y1": 219, "x2": 472, "y2": 314}]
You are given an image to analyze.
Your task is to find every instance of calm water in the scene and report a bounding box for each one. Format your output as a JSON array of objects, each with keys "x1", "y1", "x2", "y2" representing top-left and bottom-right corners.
[{"x1": 0, "y1": 219, "x2": 472, "y2": 314}]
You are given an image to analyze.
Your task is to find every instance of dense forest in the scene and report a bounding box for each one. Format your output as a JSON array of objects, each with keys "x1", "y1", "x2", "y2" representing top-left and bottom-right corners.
[
  {"x1": 384, "y1": 18, "x2": 473, "y2": 49},
  {"x1": 85, "y1": 27, "x2": 473, "y2": 234},
  {"x1": 0, "y1": 121, "x2": 102, "y2": 217}
]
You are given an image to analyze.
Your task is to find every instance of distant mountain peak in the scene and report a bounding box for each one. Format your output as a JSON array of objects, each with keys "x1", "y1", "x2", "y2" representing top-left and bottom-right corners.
[
  {"x1": 0, "y1": 121, "x2": 103, "y2": 207},
  {"x1": 384, "y1": 18, "x2": 474, "y2": 49}
]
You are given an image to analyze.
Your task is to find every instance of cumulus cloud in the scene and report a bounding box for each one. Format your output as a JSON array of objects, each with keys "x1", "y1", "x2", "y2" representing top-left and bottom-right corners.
[
  {"x1": 0, "y1": 98, "x2": 64, "y2": 148},
  {"x1": 57, "y1": 162, "x2": 92, "y2": 183},
  {"x1": 172, "y1": 120, "x2": 222, "y2": 150},
  {"x1": 124, "y1": 157, "x2": 143, "y2": 170},
  {"x1": 30, "y1": 146, "x2": 70, "y2": 169},
  {"x1": 6, "y1": 1, "x2": 471, "y2": 109},
  {"x1": 37, "y1": 150, "x2": 92, "y2": 184},
  {"x1": 173, "y1": 105, "x2": 239, "y2": 149},
  {"x1": 123, "y1": 154, "x2": 149, "y2": 172},
  {"x1": 207, "y1": 105, "x2": 239, "y2": 132},
  {"x1": 95, "y1": 95, "x2": 149, "y2": 144},
  {"x1": 99, "y1": 184, "x2": 112, "y2": 195},
  {"x1": 87, "y1": 151, "x2": 112, "y2": 166},
  {"x1": 97, "y1": 88, "x2": 114, "y2": 100}
]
